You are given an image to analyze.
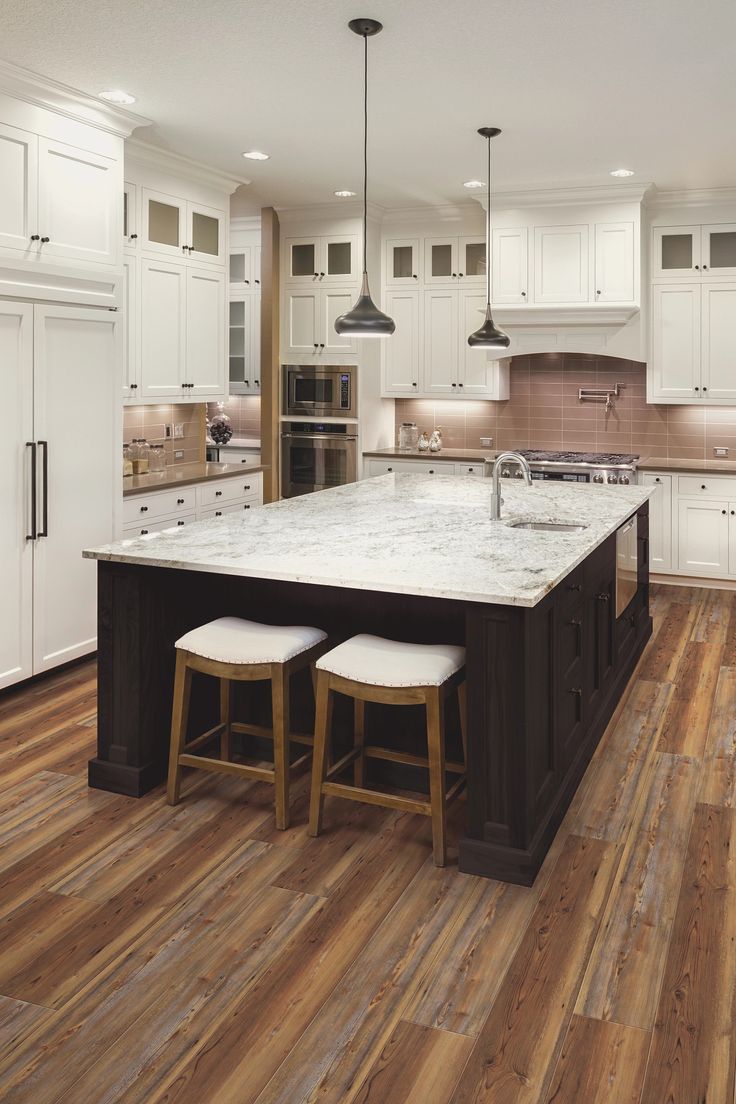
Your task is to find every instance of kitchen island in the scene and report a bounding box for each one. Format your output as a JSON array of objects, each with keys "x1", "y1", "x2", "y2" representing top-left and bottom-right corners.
[{"x1": 85, "y1": 474, "x2": 652, "y2": 884}]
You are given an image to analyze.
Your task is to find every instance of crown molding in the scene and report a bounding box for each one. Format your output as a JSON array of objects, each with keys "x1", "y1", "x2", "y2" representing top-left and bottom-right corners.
[
  {"x1": 649, "y1": 186, "x2": 736, "y2": 209},
  {"x1": 477, "y1": 181, "x2": 655, "y2": 210},
  {"x1": 381, "y1": 202, "x2": 481, "y2": 225},
  {"x1": 275, "y1": 200, "x2": 384, "y2": 223},
  {"x1": 125, "y1": 139, "x2": 249, "y2": 194},
  {"x1": 230, "y1": 215, "x2": 261, "y2": 232},
  {"x1": 495, "y1": 304, "x2": 639, "y2": 326},
  {"x1": 0, "y1": 58, "x2": 151, "y2": 137}
]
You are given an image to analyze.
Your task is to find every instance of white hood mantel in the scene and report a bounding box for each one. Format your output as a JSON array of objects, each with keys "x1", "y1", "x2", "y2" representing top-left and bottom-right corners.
[{"x1": 491, "y1": 303, "x2": 641, "y2": 359}]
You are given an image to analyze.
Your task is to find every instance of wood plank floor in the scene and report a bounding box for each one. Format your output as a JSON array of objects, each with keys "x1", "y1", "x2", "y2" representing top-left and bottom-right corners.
[{"x1": 1, "y1": 582, "x2": 735, "y2": 1103}]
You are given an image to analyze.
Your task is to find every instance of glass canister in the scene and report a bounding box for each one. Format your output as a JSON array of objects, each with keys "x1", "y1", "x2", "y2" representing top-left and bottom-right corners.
[
  {"x1": 149, "y1": 444, "x2": 167, "y2": 472},
  {"x1": 130, "y1": 439, "x2": 150, "y2": 475},
  {"x1": 398, "y1": 422, "x2": 419, "y2": 452},
  {"x1": 123, "y1": 443, "x2": 133, "y2": 478}
]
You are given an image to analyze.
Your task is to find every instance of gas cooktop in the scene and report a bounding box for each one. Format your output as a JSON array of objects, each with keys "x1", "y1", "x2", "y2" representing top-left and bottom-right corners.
[{"x1": 518, "y1": 450, "x2": 639, "y2": 467}]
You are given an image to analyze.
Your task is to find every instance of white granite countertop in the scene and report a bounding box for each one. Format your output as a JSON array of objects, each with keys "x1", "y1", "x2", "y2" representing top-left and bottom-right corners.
[
  {"x1": 86, "y1": 474, "x2": 652, "y2": 608},
  {"x1": 123, "y1": 461, "x2": 266, "y2": 497}
]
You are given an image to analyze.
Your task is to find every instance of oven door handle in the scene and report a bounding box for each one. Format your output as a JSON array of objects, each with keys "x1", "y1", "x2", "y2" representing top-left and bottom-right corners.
[{"x1": 281, "y1": 433, "x2": 358, "y2": 441}]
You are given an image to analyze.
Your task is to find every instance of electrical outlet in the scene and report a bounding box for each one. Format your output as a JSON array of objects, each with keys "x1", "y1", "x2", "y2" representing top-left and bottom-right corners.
[
  {"x1": 164, "y1": 424, "x2": 173, "y2": 438},
  {"x1": 174, "y1": 423, "x2": 184, "y2": 439},
  {"x1": 174, "y1": 449, "x2": 184, "y2": 460},
  {"x1": 714, "y1": 446, "x2": 729, "y2": 458}
]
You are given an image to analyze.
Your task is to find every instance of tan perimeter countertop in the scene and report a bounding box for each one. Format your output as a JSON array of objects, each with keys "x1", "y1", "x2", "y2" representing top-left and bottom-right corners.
[
  {"x1": 363, "y1": 447, "x2": 498, "y2": 463},
  {"x1": 638, "y1": 457, "x2": 736, "y2": 476},
  {"x1": 124, "y1": 462, "x2": 267, "y2": 497}
]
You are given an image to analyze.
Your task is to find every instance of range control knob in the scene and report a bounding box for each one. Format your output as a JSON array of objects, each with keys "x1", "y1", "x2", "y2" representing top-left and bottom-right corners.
[
  {"x1": 619, "y1": 474, "x2": 630, "y2": 485},
  {"x1": 513, "y1": 469, "x2": 525, "y2": 478},
  {"x1": 607, "y1": 473, "x2": 619, "y2": 484},
  {"x1": 592, "y1": 473, "x2": 605, "y2": 484},
  {"x1": 501, "y1": 467, "x2": 512, "y2": 478}
]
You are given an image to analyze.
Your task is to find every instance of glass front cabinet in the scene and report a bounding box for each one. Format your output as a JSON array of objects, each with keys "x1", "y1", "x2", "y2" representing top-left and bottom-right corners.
[
  {"x1": 654, "y1": 224, "x2": 736, "y2": 279},
  {"x1": 423, "y1": 237, "x2": 485, "y2": 285},
  {"x1": 141, "y1": 188, "x2": 226, "y2": 264},
  {"x1": 228, "y1": 295, "x2": 260, "y2": 395},
  {"x1": 285, "y1": 235, "x2": 357, "y2": 284}
]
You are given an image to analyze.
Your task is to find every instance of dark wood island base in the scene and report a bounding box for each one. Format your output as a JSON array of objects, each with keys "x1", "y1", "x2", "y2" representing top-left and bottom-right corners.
[{"x1": 90, "y1": 504, "x2": 651, "y2": 885}]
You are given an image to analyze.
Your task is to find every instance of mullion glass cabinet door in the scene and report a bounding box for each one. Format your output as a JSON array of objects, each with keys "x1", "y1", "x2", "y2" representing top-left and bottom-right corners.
[
  {"x1": 653, "y1": 226, "x2": 701, "y2": 278},
  {"x1": 142, "y1": 188, "x2": 186, "y2": 257},
  {"x1": 286, "y1": 238, "x2": 318, "y2": 282},
  {"x1": 385, "y1": 239, "x2": 420, "y2": 285},
  {"x1": 322, "y1": 236, "x2": 356, "y2": 282},
  {"x1": 424, "y1": 239, "x2": 459, "y2": 283},
  {"x1": 702, "y1": 224, "x2": 736, "y2": 276},
  {"x1": 188, "y1": 203, "x2": 225, "y2": 264},
  {"x1": 228, "y1": 298, "x2": 251, "y2": 393},
  {"x1": 459, "y1": 237, "x2": 486, "y2": 285}
]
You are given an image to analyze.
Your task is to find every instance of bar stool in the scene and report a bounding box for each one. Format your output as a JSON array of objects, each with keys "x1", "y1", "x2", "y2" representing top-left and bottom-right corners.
[
  {"x1": 308, "y1": 634, "x2": 467, "y2": 866},
  {"x1": 167, "y1": 616, "x2": 327, "y2": 829}
]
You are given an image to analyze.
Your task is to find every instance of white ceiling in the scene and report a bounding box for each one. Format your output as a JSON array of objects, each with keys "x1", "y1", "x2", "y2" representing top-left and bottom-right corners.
[{"x1": 3, "y1": 0, "x2": 735, "y2": 211}]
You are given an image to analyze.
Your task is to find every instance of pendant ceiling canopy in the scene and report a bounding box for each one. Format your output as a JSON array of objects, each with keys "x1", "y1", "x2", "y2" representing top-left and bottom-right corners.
[
  {"x1": 467, "y1": 126, "x2": 510, "y2": 352},
  {"x1": 334, "y1": 17, "x2": 395, "y2": 338}
]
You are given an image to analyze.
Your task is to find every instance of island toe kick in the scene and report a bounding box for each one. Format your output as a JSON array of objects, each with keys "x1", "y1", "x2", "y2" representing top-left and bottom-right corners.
[{"x1": 88, "y1": 501, "x2": 651, "y2": 885}]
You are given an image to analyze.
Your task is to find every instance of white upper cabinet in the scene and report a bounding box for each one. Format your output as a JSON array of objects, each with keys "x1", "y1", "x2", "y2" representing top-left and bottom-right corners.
[
  {"x1": 385, "y1": 238, "x2": 421, "y2": 286},
  {"x1": 122, "y1": 256, "x2": 140, "y2": 401},
  {"x1": 653, "y1": 226, "x2": 701, "y2": 278},
  {"x1": 534, "y1": 224, "x2": 589, "y2": 303},
  {"x1": 458, "y1": 237, "x2": 487, "y2": 285},
  {"x1": 285, "y1": 288, "x2": 319, "y2": 353},
  {"x1": 321, "y1": 288, "x2": 356, "y2": 352},
  {"x1": 594, "y1": 222, "x2": 634, "y2": 302},
  {"x1": 0, "y1": 122, "x2": 37, "y2": 253},
  {"x1": 701, "y1": 282, "x2": 736, "y2": 401},
  {"x1": 230, "y1": 244, "x2": 261, "y2": 289},
  {"x1": 458, "y1": 291, "x2": 509, "y2": 398},
  {"x1": 424, "y1": 238, "x2": 459, "y2": 284},
  {"x1": 702, "y1": 224, "x2": 736, "y2": 276},
  {"x1": 382, "y1": 290, "x2": 421, "y2": 393},
  {"x1": 140, "y1": 258, "x2": 188, "y2": 398},
  {"x1": 188, "y1": 202, "x2": 226, "y2": 265},
  {"x1": 141, "y1": 188, "x2": 187, "y2": 258},
  {"x1": 37, "y1": 139, "x2": 119, "y2": 266},
  {"x1": 186, "y1": 267, "x2": 226, "y2": 398},
  {"x1": 229, "y1": 295, "x2": 261, "y2": 395},
  {"x1": 123, "y1": 181, "x2": 138, "y2": 249},
  {"x1": 650, "y1": 283, "x2": 700, "y2": 401},
  {"x1": 285, "y1": 235, "x2": 357, "y2": 284},
  {"x1": 283, "y1": 286, "x2": 356, "y2": 358},
  {"x1": 492, "y1": 227, "x2": 528, "y2": 304},
  {"x1": 424, "y1": 290, "x2": 458, "y2": 393}
]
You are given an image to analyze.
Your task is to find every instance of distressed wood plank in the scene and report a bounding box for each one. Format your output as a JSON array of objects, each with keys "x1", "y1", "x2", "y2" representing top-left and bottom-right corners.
[
  {"x1": 353, "y1": 1021, "x2": 473, "y2": 1104},
  {"x1": 449, "y1": 835, "x2": 617, "y2": 1104},
  {"x1": 543, "y1": 1015, "x2": 650, "y2": 1103},
  {"x1": 0, "y1": 995, "x2": 53, "y2": 1065},
  {"x1": 657, "y1": 642, "x2": 722, "y2": 757},
  {"x1": 637, "y1": 594, "x2": 702, "y2": 683},
  {"x1": 699, "y1": 666, "x2": 736, "y2": 808},
  {"x1": 640, "y1": 803, "x2": 736, "y2": 1104}
]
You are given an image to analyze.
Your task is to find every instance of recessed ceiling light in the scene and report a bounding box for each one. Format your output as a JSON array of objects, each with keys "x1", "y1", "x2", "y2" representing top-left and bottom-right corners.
[
  {"x1": 610, "y1": 168, "x2": 635, "y2": 177},
  {"x1": 334, "y1": 190, "x2": 356, "y2": 197},
  {"x1": 98, "y1": 89, "x2": 136, "y2": 105},
  {"x1": 463, "y1": 180, "x2": 485, "y2": 189},
  {"x1": 242, "y1": 150, "x2": 270, "y2": 161}
]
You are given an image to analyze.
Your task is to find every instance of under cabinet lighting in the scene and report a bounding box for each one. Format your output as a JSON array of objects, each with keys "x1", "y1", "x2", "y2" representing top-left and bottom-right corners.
[
  {"x1": 242, "y1": 150, "x2": 270, "y2": 160},
  {"x1": 334, "y1": 190, "x2": 357, "y2": 197},
  {"x1": 610, "y1": 168, "x2": 635, "y2": 177},
  {"x1": 463, "y1": 180, "x2": 485, "y2": 189},
  {"x1": 99, "y1": 89, "x2": 136, "y2": 105}
]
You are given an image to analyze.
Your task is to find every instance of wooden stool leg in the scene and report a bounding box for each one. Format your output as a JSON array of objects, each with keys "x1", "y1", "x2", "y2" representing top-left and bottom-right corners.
[
  {"x1": 271, "y1": 664, "x2": 291, "y2": 830},
  {"x1": 425, "y1": 687, "x2": 447, "y2": 867},
  {"x1": 457, "y1": 680, "x2": 467, "y2": 766},
  {"x1": 167, "y1": 651, "x2": 192, "y2": 806},
  {"x1": 309, "y1": 670, "x2": 333, "y2": 837},
  {"x1": 354, "y1": 699, "x2": 366, "y2": 787},
  {"x1": 220, "y1": 677, "x2": 231, "y2": 761}
]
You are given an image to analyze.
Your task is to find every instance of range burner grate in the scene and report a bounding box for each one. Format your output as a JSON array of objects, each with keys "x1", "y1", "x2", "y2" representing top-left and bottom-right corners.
[{"x1": 518, "y1": 450, "x2": 639, "y2": 466}]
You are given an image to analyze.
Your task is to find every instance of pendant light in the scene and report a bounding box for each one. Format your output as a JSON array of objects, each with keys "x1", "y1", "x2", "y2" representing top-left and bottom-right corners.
[
  {"x1": 334, "y1": 18, "x2": 395, "y2": 338},
  {"x1": 467, "y1": 127, "x2": 510, "y2": 351}
]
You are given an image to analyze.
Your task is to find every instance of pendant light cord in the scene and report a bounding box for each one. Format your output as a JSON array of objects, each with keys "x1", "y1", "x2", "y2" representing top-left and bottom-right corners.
[
  {"x1": 362, "y1": 31, "x2": 368, "y2": 275},
  {"x1": 485, "y1": 135, "x2": 491, "y2": 306}
]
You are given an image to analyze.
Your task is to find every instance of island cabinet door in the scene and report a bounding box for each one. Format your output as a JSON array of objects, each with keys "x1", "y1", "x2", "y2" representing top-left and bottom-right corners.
[
  {"x1": 554, "y1": 599, "x2": 586, "y2": 773},
  {"x1": 584, "y1": 543, "x2": 616, "y2": 719}
]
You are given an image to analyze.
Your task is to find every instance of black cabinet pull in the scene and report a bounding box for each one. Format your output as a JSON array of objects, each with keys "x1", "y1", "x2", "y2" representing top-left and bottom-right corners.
[
  {"x1": 521, "y1": 291, "x2": 526, "y2": 297},
  {"x1": 701, "y1": 484, "x2": 707, "y2": 490},
  {"x1": 695, "y1": 386, "x2": 700, "y2": 391},
  {"x1": 244, "y1": 504, "x2": 250, "y2": 510},
  {"x1": 597, "y1": 592, "x2": 610, "y2": 602},
  {"x1": 130, "y1": 382, "x2": 138, "y2": 390},
  {"x1": 244, "y1": 279, "x2": 250, "y2": 285},
  {"x1": 177, "y1": 520, "x2": 185, "y2": 526},
  {"x1": 568, "y1": 618, "x2": 582, "y2": 627},
  {"x1": 703, "y1": 387, "x2": 708, "y2": 392},
  {"x1": 568, "y1": 687, "x2": 582, "y2": 697},
  {"x1": 429, "y1": 469, "x2": 435, "y2": 474},
  {"x1": 722, "y1": 509, "x2": 727, "y2": 515},
  {"x1": 731, "y1": 511, "x2": 735, "y2": 516},
  {"x1": 387, "y1": 467, "x2": 393, "y2": 472},
  {"x1": 451, "y1": 272, "x2": 457, "y2": 278},
  {"x1": 40, "y1": 236, "x2": 50, "y2": 243},
  {"x1": 30, "y1": 234, "x2": 40, "y2": 241},
  {"x1": 703, "y1": 264, "x2": 709, "y2": 270},
  {"x1": 215, "y1": 490, "x2": 222, "y2": 497},
  {"x1": 130, "y1": 233, "x2": 138, "y2": 240},
  {"x1": 38, "y1": 440, "x2": 48, "y2": 537},
  {"x1": 26, "y1": 442, "x2": 37, "y2": 541},
  {"x1": 412, "y1": 381, "x2": 417, "y2": 387},
  {"x1": 567, "y1": 582, "x2": 582, "y2": 592},
  {"x1": 319, "y1": 343, "x2": 325, "y2": 349},
  {"x1": 177, "y1": 498, "x2": 184, "y2": 504},
  {"x1": 412, "y1": 273, "x2": 418, "y2": 279},
  {"x1": 243, "y1": 485, "x2": 250, "y2": 491},
  {"x1": 215, "y1": 510, "x2": 222, "y2": 516},
  {"x1": 140, "y1": 505, "x2": 148, "y2": 512},
  {"x1": 695, "y1": 264, "x2": 700, "y2": 270},
  {"x1": 140, "y1": 528, "x2": 149, "y2": 535},
  {"x1": 458, "y1": 272, "x2": 464, "y2": 278},
  {"x1": 654, "y1": 477, "x2": 661, "y2": 483},
  {"x1": 451, "y1": 382, "x2": 457, "y2": 388}
]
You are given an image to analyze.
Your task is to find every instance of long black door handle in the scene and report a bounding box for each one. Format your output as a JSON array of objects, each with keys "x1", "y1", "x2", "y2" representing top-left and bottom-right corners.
[
  {"x1": 38, "y1": 440, "x2": 48, "y2": 537},
  {"x1": 26, "y1": 442, "x2": 37, "y2": 540}
]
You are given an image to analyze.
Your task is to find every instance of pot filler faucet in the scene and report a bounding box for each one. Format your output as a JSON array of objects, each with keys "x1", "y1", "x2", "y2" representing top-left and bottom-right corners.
[{"x1": 484, "y1": 451, "x2": 534, "y2": 520}]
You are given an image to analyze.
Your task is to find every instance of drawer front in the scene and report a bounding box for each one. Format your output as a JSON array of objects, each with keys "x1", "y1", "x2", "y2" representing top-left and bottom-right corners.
[
  {"x1": 678, "y1": 474, "x2": 736, "y2": 498},
  {"x1": 123, "y1": 487, "x2": 196, "y2": 525},
  {"x1": 456, "y1": 463, "x2": 485, "y2": 477},
  {"x1": 197, "y1": 474, "x2": 262, "y2": 508},
  {"x1": 200, "y1": 501, "x2": 255, "y2": 520},
  {"x1": 123, "y1": 513, "x2": 196, "y2": 538}
]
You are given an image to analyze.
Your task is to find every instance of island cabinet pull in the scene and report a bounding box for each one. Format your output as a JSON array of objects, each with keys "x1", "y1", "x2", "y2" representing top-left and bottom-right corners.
[
  {"x1": 140, "y1": 505, "x2": 148, "y2": 513},
  {"x1": 567, "y1": 582, "x2": 582, "y2": 593},
  {"x1": 568, "y1": 687, "x2": 582, "y2": 697},
  {"x1": 243, "y1": 484, "x2": 250, "y2": 491},
  {"x1": 215, "y1": 490, "x2": 222, "y2": 497},
  {"x1": 597, "y1": 592, "x2": 610, "y2": 602},
  {"x1": 177, "y1": 498, "x2": 184, "y2": 504}
]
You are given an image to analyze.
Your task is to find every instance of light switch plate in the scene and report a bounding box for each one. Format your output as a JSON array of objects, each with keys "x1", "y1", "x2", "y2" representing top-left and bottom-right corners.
[
  {"x1": 174, "y1": 423, "x2": 184, "y2": 438},
  {"x1": 714, "y1": 446, "x2": 729, "y2": 458},
  {"x1": 164, "y1": 424, "x2": 173, "y2": 438},
  {"x1": 174, "y1": 449, "x2": 184, "y2": 460}
]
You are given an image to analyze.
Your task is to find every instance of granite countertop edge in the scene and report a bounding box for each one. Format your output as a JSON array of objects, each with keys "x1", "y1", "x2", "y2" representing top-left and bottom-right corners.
[{"x1": 123, "y1": 462, "x2": 268, "y2": 497}]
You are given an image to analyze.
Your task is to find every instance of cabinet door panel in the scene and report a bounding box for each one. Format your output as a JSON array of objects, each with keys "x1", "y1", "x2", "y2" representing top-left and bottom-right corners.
[
  {"x1": 458, "y1": 291, "x2": 509, "y2": 398},
  {"x1": 458, "y1": 236, "x2": 486, "y2": 286},
  {"x1": 492, "y1": 227, "x2": 528, "y2": 304},
  {"x1": 0, "y1": 123, "x2": 38, "y2": 253},
  {"x1": 534, "y1": 224, "x2": 589, "y2": 303},
  {"x1": 186, "y1": 268, "x2": 226, "y2": 398},
  {"x1": 650, "y1": 283, "x2": 700, "y2": 401},
  {"x1": 385, "y1": 238, "x2": 420, "y2": 285},
  {"x1": 701, "y1": 283, "x2": 736, "y2": 401},
  {"x1": 595, "y1": 222, "x2": 634, "y2": 302},
  {"x1": 0, "y1": 303, "x2": 34, "y2": 689},
  {"x1": 424, "y1": 291, "x2": 457, "y2": 393},
  {"x1": 702, "y1": 224, "x2": 736, "y2": 276},
  {"x1": 322, "y1": 236, "x2": 357, "y2": 283},
  {"x1": 250, "y1": 292, "x2": 261, "y2": 393},
  {"x1": 677, "y1": 498, "x2": 729, "y2": 576},
  {"x1": 140, "y1": 259, "x2": 187, "y2": 398},
  {"x1": 653, "y1": 225, "x2": 701, "y2": 278},
  {"x1": 641, "y1": 473, "x2": 672, "y2": 572},
  {"x1": 382, "y1": 291, "x2": 420, "y2": 394},
  {"x1": 188, "y1": 202, "x2": 226, "y2": 265},
  {"x1": 286, "y1": 290, "x2": 318, "y2": 354},
  {"x1": 322, "y1": 289, "x2": 356, "y2": 353},
  {"x1": 424, "y1": 239, "x2": 458, "y2": 284},
  {"x1": 141, "y1": 188, "x2": 187, "y2": 258},
  {"x1": 123, "y1": 181, "x2": 137, "y2": 249},
  {"x1": 32, "y1": 306, "x2": 119, "y2": 673},
  {"x1": 122, "y1": 256, "x2": 140, "y2": 401},
  {"x1": 285, "y1": 237, "x2": 319, "y2": 283},
  {"x1": 38, "y1": 139, "x2": 119, "y2": 265}
]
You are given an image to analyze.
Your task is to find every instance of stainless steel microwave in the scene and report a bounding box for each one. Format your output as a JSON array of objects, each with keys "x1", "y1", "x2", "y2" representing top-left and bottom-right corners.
[{"x1": 283, "y1": 365, "x2": 357, "y2": 418}]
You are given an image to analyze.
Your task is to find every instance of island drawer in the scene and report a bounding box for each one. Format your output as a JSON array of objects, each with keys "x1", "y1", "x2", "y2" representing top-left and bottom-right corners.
[
  {"x1": 678, "y1": 474, "x2": 736, "y2": 498},
  {"x1": 123, "y1": 514, "x2": 197, "y2": 538},
  {"x1": 197, "y1": 475, "x2": 262, "y2": 508},
  {"x1": 200, "y1": 501, "x2": 255, "y2": 520},
  {"x1": 123, "y1": 488, "x2": 196, "y2": 525},
  {"x1": 457, "y1": 464, "x2": 485, "y2": 477}
]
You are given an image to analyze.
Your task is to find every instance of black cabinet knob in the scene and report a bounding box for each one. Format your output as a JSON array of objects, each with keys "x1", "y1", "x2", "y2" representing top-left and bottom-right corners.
[
  {"x1": 702, "y1": 484, "x2": 707, "y2": 490},
  {"x1": 695, "y1": 386, "x2": 700, "y2": 391},
  {"x1": 30, "y1": 234, "x2": 40, "y2": 241},
  {"x1": 521, "y1": 291, "x2": 526, "y2": 297},
  {"x1": 215, "y1": 490, "x2": 222, "y2": 496},
  {"x1": 451, "y1": 272, "x2": 457, "y2": 278},
  {"x1": 387, "y1": 467, "x2": 393, "y2": 472},
  {"x1": 313, "y1": 343, "x2": 318, "y2": 348},
  {"x1": 703, "y1": 387, "x2": 708, "y2": 392},
  {"x1": 140, "y1": 528, "x2": 148, "y2": 534},
  {"x1": 722, "y1": 510, "x2": 727, "y2": 515},
  {"x1": 429, "y1": 469, "x2": 435, "y2": 474},
  {"x1": 177, "y1": 498, "x2": 184, "y2": 504},
  {"x1": 655, "y1": 477, "x2": 661, "y2": 483},
  {"x1": 130, "y1": 233, "x2": 138, "y2": 240},
  {"x1": 40, "y1": 236, "x2": 50, "y2": 243},
  {"x1": 130, "y1": 383, "x2": 138, "y2": 390},
  {"x1": 412, "y1": 273, "x2": 418, "y2": 279},
  {"x1": 458, "y1": 272, "x2": 464, "y2": 278},
  {"x1": 177, "y1": 520, "x2": 185, "y2": 526},
  {"x1": 695, "y1": 264, "x2": 700, "y2": 270},
  {"x1": 320, "y1": 272, "x2": 325, "y2": 277},
  {"x1": 596, "y1": 290, "x2": 602, "y2": 295},
  {"x1": 412, "y1": 382, "x2": 417, "y2": 387},
  {"x1": 215, "y1": 510, "x2": 222, "y2": 516},
  {"x1": 140, "y1": 506, "x2": 148, "y2": 512},
  {"x1": 319, "y1": 343, "x2": 325, "y2": 348},
  {"x1": 458, "y1": 382, "x2": 464, "y2": 388},
  {"x1": 451, "y1": 382, "x2": 457, "y2": 388}
]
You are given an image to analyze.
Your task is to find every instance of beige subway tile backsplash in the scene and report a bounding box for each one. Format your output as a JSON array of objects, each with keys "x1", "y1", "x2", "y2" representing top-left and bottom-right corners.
[
  {"x1": 124, "y1": 403, "x2": 205, "y2": 466},
  {"x1": 393, "y1": 353, "x2": 736, "y2": 461}
]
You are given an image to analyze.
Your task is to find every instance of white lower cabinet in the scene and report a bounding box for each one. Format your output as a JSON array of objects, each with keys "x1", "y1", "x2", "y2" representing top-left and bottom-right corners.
[
  {"x1": 677, "y1": 498, "x2": 730, "y2": 576},
  {"x1": 641, "y1": 473, "x2": 672, "y2": 572},
  {"x1": 1, "y1": 301, "x2": 120, "y2": 690},
  {"x1": 364, "y1": 459, "x2": 472, "y2": 478},
  {"x1": 123, "y1": 473, "x2": 263, "y2": 536}
]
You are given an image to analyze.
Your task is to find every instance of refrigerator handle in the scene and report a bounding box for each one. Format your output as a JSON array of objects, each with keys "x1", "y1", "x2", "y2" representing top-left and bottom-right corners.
[
  {"x1": 25, "y1": 442, "x2": 37, "y2": 541},
  {"x1": 38, "y1": 440, "x2": 48, "y2": 538}
]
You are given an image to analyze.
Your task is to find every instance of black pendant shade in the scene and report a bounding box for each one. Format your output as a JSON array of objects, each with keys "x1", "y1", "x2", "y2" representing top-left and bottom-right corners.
[
  {"x1": 468, "y1": 126, "x2": 509, "y2": 351},
  {"x1": 335, "y1": 18, "x2": 395, "y2": 338}
]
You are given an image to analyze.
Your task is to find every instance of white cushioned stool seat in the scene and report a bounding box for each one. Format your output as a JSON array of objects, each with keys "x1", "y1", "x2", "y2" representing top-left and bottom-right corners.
[
  {"x1": 316, "y1": 634, "x2": 465, "y2": 688},
  {"x1": 175, "y1": 617, "x2": 327, "y2": 666}
]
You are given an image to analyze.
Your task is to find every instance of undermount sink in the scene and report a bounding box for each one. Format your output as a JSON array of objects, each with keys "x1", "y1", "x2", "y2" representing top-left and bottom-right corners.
[{"x1": 508, "y1": 520, "x2": 588, "y2": 533}]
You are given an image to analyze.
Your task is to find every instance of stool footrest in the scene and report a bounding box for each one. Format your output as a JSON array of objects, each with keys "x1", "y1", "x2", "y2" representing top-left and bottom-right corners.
[
  {"x1": 326, "y1": 747, "x2": 361, "y2": 780},
  {"x1": 321, "y1": 780, "x2": 432, "y2": 817},
  {"x1": 446, "y1": 775, "x2": 467, "y2": 804},
  {"x1": 362, "y1": 744, "x2": 465, "y2": 774},
  {"x1": 183, "y1": 722, "x2": 226, "y2": 753},
  {"x1": 230, "y1": 721, "x2": 314, "y2": 747},
  {"x1": 177, "y1": 753, "x2": 275, "y2": 783}
]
